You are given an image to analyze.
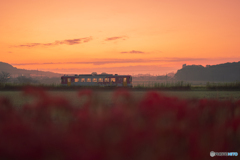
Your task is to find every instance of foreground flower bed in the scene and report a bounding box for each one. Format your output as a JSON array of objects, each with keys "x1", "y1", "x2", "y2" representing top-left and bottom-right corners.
[{"x1": 0, "y1": 87, "x2": 240, "y2": 160}]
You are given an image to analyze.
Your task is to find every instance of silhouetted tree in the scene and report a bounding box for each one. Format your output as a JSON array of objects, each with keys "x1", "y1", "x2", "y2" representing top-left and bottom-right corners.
[
  {"x1": 174, "y1": 62, "x2": 240, "y2": 82},
  {"x1": 0, "y1": 71, "x2": 11, "y2": 83},
  {"x1": 16, "y1": 76, "x2": 38, "y2": 84}
]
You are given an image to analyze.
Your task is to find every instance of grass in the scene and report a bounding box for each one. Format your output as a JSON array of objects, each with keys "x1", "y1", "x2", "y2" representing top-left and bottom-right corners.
[
  {"x1": 206, "y1": 81, "x2": 240, "y2": 90},
  {"x1": 1, "y1": 81, "x2": 240, "y2": 91},
  {"x1": 1, "y1": 90, "x2": 240, "y2": 107},
  {"x1": 134, "y1": 81, "x2": 191, "y2": 90}
]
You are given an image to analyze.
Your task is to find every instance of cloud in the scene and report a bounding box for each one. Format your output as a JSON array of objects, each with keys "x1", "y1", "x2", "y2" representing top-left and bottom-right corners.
[
  {"x1": 10, "y1": 57, "x2": 240, "y2": 75},
  {"x1": 57, "y1": 37, "x2": 92, "y2": 45},
  {"x1": 120, "y1": 50, "x2": 145, "y2": 54},
  {"x1": 18, "y1": 43, "x2": 41, "y2": 47},
  {"x1": 39, "y1": 65, "x2": 177, "y2": 75},
  {"x1": 11, "y1": 57, "x2": 207, "y2": 66},
  {"x1": 13, "y1": 37, "x2": 92, "y2": 48},
  {"x1": 104, "y1": 36, "x2": 128, "y2": 41}
]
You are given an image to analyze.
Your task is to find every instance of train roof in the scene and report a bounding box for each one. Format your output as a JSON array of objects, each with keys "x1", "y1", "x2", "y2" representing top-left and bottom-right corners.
[{"x1": 61, "y1": 74, "x2": 131, "y2": 77}]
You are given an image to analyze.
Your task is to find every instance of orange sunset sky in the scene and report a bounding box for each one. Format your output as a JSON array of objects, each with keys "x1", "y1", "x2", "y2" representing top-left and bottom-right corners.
[{"x1": 0, "y1": 0, "x2": 240, "y2": 75}]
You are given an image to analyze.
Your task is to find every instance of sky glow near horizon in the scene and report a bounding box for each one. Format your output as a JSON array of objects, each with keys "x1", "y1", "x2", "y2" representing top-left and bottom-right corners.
[{"x1": 1, "y1": 0, "x2": 240, "y2": 75}]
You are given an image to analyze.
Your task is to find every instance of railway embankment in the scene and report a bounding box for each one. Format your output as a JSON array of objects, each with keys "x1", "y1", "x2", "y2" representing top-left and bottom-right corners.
[{"x1": 1, "y1": 83, "x2": 240, "y2": 91}]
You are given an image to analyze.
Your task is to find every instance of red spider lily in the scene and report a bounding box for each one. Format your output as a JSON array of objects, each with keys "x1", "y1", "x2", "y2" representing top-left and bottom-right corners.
[
  {"x1": 1, "y1": 88, "x2": 240, "y2": 159},
  {"x1": 0, "y1": 97, "x2": 12, "y2": 110},
  {"x1": 0, "y1": 119, "x2": 45, "y2": 160},
  {"x1": 233, "y1": 100, "x2": 240, "y2": 118},
  {"x1": 0, "y1": 97, "x2": 20, "y2": 125},
  {"x1": 112, "y1": 88, "x2": 132, "y2": 105},
  {"x1": 76, "y1": 89, "x2": 105, "y2": 120},
  {"x1": 78, "y1": 89, "x2": 93, "y2": 109},
  {"x1": 22, "y1": 86, "x2": 48, "y2": 99},
  {"x1": 78, "y1": 89, "x2": 93, "y2": 98}
]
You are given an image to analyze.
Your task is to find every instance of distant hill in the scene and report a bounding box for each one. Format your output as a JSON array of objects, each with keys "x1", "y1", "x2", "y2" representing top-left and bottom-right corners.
[
  {"x1": 174, "y1": 61, "x2": 240, "y2": 82},
  {"x1": 0, "y1": 62, "x2": 61, "y2": 78}
]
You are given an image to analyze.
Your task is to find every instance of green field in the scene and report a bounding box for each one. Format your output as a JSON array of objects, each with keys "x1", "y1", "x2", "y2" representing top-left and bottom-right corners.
[{"x1": 1, "y1": 90, "x2": 240, "y2": 107}]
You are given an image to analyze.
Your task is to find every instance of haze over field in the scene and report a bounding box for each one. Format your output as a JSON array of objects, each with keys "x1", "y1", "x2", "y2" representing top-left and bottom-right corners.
[{"x1": 1, "y1": 0, "x2": 240, "y2": 75}]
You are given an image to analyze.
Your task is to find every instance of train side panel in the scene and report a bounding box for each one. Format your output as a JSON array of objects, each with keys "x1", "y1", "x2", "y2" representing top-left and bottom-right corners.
[{"x1": 61, "y1": 75, "x2": 132, "y2": 87}]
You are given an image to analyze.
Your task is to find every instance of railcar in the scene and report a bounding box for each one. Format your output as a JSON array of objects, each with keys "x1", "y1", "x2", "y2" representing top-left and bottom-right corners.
[{"x1": 61, "y1": 73, "x2": 132, "y2": 87}]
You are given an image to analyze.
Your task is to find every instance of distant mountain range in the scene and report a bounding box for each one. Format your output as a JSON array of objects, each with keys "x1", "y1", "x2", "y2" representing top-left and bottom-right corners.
[
  {"x1": 174, "y1": 61, "x2": 240, "y2": 82},
  {"x1": 1, "y1": 61, "x2": 240, "y2": 82},
  {"x1": 0, "y1": 62, "x2": 61, "y2": 77}
]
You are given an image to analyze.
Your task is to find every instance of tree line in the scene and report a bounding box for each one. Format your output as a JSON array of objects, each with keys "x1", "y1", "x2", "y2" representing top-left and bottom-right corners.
[
  {"x1": 0, "y1": 72, "x2": 60, "y2": 85},
  {"x1": 174, "y1": 62, "x2": 240, "y2": 82}
]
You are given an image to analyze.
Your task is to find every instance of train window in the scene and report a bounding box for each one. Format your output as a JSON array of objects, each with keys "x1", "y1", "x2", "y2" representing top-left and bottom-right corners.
[
  {"x1": 111, "y1": 78, "x2": 116, "y2": 82},
  {"x1": 123, "y1": 78, "x2": 127, "y2": 82},
  {"x1": 92, "y1": 78, "x2": 97, "y2": 82},
  {"x1": 98, "y1": 78, "x2": 103, "y2": 82},
  {"x1": 129, "y1": 77, "x2": 132, "y2": 82},
  {"x1": 75, "y1": 78, "x2": 79, "y2": 82},
  {"x1": 67, "y1": 78, "x2": 71, "y2": 82},
  {"x1": 104, "y1": 78, "x2": 109, "y2": 82},
  {"x1": 87, "y1": 78, "x2": 91, "y2": 82},
  {"x1": 62, "y1": 78, "x2": 65, "y2": 83},
  {"x1": 81, "y1": 78, "x2": 85, "y2": 82}
]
